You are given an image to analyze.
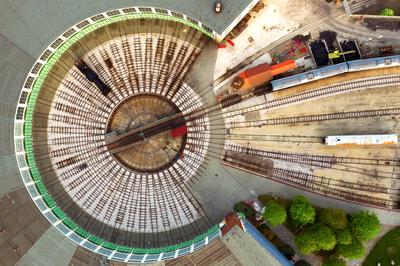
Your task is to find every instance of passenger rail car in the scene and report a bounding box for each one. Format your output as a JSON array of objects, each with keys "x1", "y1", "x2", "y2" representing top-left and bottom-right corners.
[
  {"x1": 347, "y1": 55, "x2": 400, "y2": 72},
  {"x1": 271, "y1": 63, "x2": 348, "y2": 91},
  {"x1": 325, "y1": 134, "x2": 398, "y2": 146},
  {"x1": 271, "y1": 55, "x2": 400, "y2": 91}
]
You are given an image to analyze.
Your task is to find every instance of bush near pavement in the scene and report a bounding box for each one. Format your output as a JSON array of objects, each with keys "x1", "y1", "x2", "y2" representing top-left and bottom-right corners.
[
  {"x1": 335, "y1": 228, "x2": 352, "y2": 245},
  {"x1": 295, "y1": 223, "x2": 336, "y2": 254},
  {"x1": 233, "y1": 201, "x2": 254, "y2": 217},
  {"x1": 337, "y1": 238, "x2": 365, "y2": 259},
  {"x1": 319, "y1": 208, "x2": 348, "y2": 230},
  {"x1": 263, "y1": 201, "x2": 287, "y2": 227},
  {"x1": 290, "y1": 196, "x2": 316, "y2": 227},
  {"x1": 350, "y1": 211, "x2": 381, "y2": 241}
]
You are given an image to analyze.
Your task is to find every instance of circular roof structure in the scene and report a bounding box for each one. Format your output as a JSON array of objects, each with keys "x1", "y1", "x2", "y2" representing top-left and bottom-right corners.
[{"x1": 14, "y1": 9, "x2": 219, "y2": 262}]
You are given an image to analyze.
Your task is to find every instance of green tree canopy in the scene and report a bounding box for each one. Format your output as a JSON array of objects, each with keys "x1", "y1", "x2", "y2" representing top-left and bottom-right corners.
[
  {"x1": 337, "y1": 238, "x2": 365, "y2": 259},
  {"x1": 295, "y1": 223, "x2": 336, "y2": 254},
  {"x1": 263, "y1": 201, "x2": 287, "y2": 227},
  {"x1": 380, "y1": 8, "x2": 395, "y2": 16},
  {"x1": 290, "y1": 196, "x2": 316, "y2": 226},
  {"x1": 311, "y1": 223, "x2": 336, "y2": 251},
  {"x1": 319, "y1": 208, "x2": 348, "y2": 230},
  {"x1": 322, "y1": 257, "x2": 346, "y2": 266},
  {"x1": 350, "y1": 211, "x2": 380, "y2": 241},
  {"x1": 295, "y1": 232, "x2": 317, "y2": 254},
  {"x1": 335, "y1": 228, "x2": 352, "y2": 245}
]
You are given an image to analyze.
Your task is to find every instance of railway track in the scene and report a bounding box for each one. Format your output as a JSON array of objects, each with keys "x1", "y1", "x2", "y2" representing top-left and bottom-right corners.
[
  {"x1": 225, "y1": 134, "x2": 323, "y2": 143},
  {"x1": 226, "y1": 144, "x2": 400, "y2": 179},
  {"x1": 223, "y1": 149, "x2": 400, "y2": 210},
  {"x1": 223, "y1": 75, "x2": 400, "y2": 121},
  {"x1": 228, "y1": 107, "x2": 400, "y2": 128}
]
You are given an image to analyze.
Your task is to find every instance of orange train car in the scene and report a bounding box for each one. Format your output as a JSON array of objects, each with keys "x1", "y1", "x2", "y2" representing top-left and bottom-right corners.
[{"x1": 231, "y1": 59, "x2": 296, "y2": 92}]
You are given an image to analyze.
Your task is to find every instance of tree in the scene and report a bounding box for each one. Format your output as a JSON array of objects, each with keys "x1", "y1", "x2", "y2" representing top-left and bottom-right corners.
[
  {"x1": 295, "y1": 223, "x2": 336, "y2": 254},
  {"x1": 335, "y1": 228, "x2": 352, "y2": 245},
  {"x1": 263, "y1": 201, "x2": 287, "y2": 227},
  {"x1": 319, "y1": 208, "x2": 348, "y2": 230},
  {"x1": 311, "y1": 223, "x2": 336, "y2": 251},
  {"x1": 322, "y1": 257, "x2": 346, "y2": 266},
  {"x1": 350, "y1": 211, "x2": 380, "y2": 241},
  {"x1": 380, "y1": 8, "x2": 395, "y2": 16},
  {"x1": 295, "y1": 232, "x2": 317, "y2": 254},
  {"x1": 233, "y1": 202, "x2": 254, "y2": 217},
  {"x1": 279, "y1": 244, "x2": 295, "y2": 260},
  {"x1": 337, "y1": 238, "x2": 365, "y2": 259},
  {"x1": 290, "y1": 196, "x2": 316, "y2": 226}
]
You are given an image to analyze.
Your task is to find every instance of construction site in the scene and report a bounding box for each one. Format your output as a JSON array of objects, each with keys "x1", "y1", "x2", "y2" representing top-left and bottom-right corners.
[{"x1": 0, "y1": 0, "x2": 400, "y2": 265}]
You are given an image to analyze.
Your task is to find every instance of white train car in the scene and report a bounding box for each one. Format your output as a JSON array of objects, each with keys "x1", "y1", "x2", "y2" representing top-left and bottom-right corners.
[{"x1": 325, "y1": 134, "x2": 398, "y2": 146}]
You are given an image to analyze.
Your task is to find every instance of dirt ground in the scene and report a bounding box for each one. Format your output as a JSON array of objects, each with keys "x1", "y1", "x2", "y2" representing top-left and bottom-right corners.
[{"x1": 356, "y1": 0, "x2": 400, "y2": 15}]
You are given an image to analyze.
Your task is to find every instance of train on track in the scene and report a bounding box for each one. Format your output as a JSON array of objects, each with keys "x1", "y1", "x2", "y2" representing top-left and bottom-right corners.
[
  {"x1": 271, "y1": 54, "x2": 400, "y2": 91},
  {"x1": 325, "y1": 134, "x2": 398, "y2": 146},
  {"x1": 75, "y1": 59, "x2": 111, "y2": 96},
  {"x1": 219, "y1": 55, "x2": 400, "y2": 108}
]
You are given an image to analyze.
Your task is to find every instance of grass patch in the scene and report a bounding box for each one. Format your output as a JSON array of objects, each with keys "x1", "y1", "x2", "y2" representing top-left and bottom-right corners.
[{"x1": 363, "y1": 227, "x2": 400, "y2": 266}]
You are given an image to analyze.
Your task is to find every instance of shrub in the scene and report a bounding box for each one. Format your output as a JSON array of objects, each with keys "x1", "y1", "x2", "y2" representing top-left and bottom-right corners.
[
  {"x1": 295, "y1": 232, "x2": 317, "y2": 254},
  {"x1": 290, "y1": 196, "x2": 316, "y2": 226},
  {"x1": 322, "y1": 257, "x2": 346, "y2": 266},
  {"x1": 295, "y1": 223, "x2": 336, "y2": 254},
  {"x1": 295, "y1": 260, "x2": 312, "y2": 266},
  {"x1": 233, "y1": 202, "x2": 254, "y2": 217},
  {"x1": 258, "y1": 194, "x2": 274, "y2": 205},
  {"x1": 380, "y1": 8, "x2": 395, "y2": 16},
  {"x1": 319, "y1": 208, "x2": 348, "y2": 230},
  {"x1": 279, "y1": 244, "x2": 295, "y2": 260},
  {"x1": 311, "y1": 223, "x2": 336, "y2": 251},
  {"x1": 335, "y1": 228, "x2": 352, "y2": 245},
  {"x1": 350, "y1": 211, "x2": 380, "y2": 241},
  {"x1": 263, "y1": 201, "x2": 287, "y2": 227},
  {"x1": 337, "y1": 238, "x2": 365, "y2": 259}
]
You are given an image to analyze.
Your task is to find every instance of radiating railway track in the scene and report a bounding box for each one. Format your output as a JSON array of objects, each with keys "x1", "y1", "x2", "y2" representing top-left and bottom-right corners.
[{"x1": 29, "y1": 21, "x2": 214, "y2": 247}]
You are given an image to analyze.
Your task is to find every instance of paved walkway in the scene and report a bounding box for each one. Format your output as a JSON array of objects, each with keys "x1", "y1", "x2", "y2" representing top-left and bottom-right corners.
[{"x1": 264, "y1": 222, "x2": 322, "y2": 266}]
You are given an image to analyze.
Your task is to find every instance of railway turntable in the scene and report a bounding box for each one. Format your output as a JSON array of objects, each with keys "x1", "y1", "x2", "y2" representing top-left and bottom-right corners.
[{"x1": 14, "y1": 13, "x2": 216, "y2": 263}]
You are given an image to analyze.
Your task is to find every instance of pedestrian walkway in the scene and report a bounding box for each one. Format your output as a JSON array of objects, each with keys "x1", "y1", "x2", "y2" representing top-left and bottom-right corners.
[{"x1": 266, "y1": 223, "x2": 322, "y2": 266}]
